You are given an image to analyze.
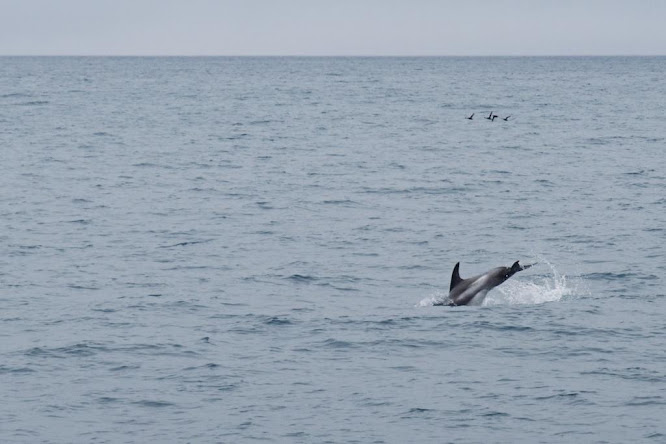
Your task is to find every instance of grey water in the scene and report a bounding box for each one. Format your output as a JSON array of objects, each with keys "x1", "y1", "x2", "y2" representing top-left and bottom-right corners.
[{"x1": 1, "y1": 56, "x2": 664, "y2": 443}]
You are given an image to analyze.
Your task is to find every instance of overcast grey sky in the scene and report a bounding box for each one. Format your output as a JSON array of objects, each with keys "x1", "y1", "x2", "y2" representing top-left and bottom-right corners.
[{"x1": 1, "y1": 0, "x2": 665, "y2": 56}]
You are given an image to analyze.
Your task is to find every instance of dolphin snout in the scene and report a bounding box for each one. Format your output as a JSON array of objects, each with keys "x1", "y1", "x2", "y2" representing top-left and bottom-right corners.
[{"x1": 521, "y1": 262, "x2": 537, "y2": 270}]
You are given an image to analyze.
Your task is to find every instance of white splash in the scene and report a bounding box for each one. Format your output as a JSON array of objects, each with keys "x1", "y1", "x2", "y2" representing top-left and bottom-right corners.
[
  {"x1": 417, "y1": 291, "x2": 449, "y2": 307},
  {"x1": 485, "y1": 258, "x2": 580, "y2": 306}
]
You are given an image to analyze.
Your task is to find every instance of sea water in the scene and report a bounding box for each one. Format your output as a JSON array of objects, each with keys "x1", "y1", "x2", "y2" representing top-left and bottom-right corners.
[{"x1": 1, "y1": 56, "x2": 664, "y2": 443}]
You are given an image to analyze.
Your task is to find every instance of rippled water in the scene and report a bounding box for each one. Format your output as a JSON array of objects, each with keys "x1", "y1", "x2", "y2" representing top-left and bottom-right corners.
[{"x1": 1, "y1": 57, "x2": 665, "y2": 443}]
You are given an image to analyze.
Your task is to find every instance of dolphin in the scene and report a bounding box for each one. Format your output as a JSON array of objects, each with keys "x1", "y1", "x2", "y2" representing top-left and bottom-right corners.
[{"x1": 440, "y1": 261, "x2": 536, "y2": 306}]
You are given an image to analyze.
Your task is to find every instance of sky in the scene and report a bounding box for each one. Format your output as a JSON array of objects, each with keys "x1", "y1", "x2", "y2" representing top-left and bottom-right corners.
[{"x1": 1, "y1": 0, "x2": 665, "y2": 56}]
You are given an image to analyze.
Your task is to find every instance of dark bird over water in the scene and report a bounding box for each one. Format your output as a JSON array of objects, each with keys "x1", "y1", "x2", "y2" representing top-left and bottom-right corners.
[
  {"x1": 466, "y1": 113, "x2": 474, "y2": 120},
  {"x1": 485, "y1": 111, "x2": 494, "y2": 120},
  {"x1": 503, "y1": 116, "x2": 511, "y2": 121},
  {"x1": 491, "y1": 115, "x2": 498, "y2": 122}
]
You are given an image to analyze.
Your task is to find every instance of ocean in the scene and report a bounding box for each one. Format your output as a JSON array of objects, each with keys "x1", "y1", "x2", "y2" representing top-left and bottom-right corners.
[{"x1": 1, "y1": 56, "x2": 664, "y2": 443}]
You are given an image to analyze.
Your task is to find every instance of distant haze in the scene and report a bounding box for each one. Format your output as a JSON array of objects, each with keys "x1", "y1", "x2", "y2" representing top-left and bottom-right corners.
[{"x1": 2, "y1": 0, "x2": 665, "y2": 56}]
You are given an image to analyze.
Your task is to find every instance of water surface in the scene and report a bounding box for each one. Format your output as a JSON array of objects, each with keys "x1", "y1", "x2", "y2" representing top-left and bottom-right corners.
[{"x1": 1, "y1": 56, "x2": 665, "y2": 443}]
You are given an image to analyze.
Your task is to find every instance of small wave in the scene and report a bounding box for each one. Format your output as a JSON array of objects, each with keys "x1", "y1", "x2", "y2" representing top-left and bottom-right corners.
[
  {"x1": 183, "y1": 363, "x2": 220, "y2": 370},
  {"x1": 17, "y1": 100, "x2": 50, "y2": 106},
  {"x1": 264, "y1": 316, "x2": 292, "y2": 325},
  {"x1": 131, "y1": 162, "x2": 174, "y2": 169},
  {"x1": 0, "y1": 366, "x2": 35, "y2": 374},
  {"x1": 91, "y1": 308, "x2": 117, "y2": 313},
  {"x1": 286, "y1": 274, "x2": 317, "y2": 283},
  {"x1": 404, "y1": 407, "x2": 435, "y2": 415},
  {"x1": 535, "y1": 392, "x2": 583, "y2": 401},
  {"x1": 256, "y1": 201, "x2": 273, "y2": 209},
  {"x1": 224, "y1": 133, "x2": 249, "y2": 140},
  {"x1": 1, "y1": 92, "x2": 32, "y2": 98},
  {"x1": 18, "y1": 244, "x2": 42, "y2": 250},
  {"x1": 25, "y1": 343, "x2": 107, "y2": 358},
  {"x1": 160, "y1": 239, "x2": 212, "y2": 248},
  {"x1": 624, "y1": 396, "x2": 664, "y2": 406},
  {"x1": 583, "y1": 271, "x2": 657, "y2": 282},
  {"x1": 132, "y1": 400, "x2": 175, "y2": 408},
  {"x1": 582, "y1": 367, "x2": 663, "y2": 383},
  {"x1": 481, "y1": 411, "x2": 510, "y2": 417},
  {"x1": 110, "y1": 365, "x2": 140, "y2": 371},
  {"x1": 320, "y1": 199, "x2": 360, "y2": 206},
  {"x1": 320, "y1": 338, "x2": 355, "y2": 349},
  {"x1": 68, "y1": 284, "x2": 99, "y2": 290}
]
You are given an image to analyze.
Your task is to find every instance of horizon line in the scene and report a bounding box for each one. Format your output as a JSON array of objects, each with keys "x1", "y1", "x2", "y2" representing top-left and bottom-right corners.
[{"x1": 1, "y1": 53, "x2": 665, "y2": 58}]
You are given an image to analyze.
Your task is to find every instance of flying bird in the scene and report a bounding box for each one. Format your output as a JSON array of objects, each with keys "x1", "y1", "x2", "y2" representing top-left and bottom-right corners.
[
  {"x1": 466, "y1": 113, "x2": 474, "y2": 120},
  {"x1": 503, "y1": 116, "x2": 511, "y2": 121}
]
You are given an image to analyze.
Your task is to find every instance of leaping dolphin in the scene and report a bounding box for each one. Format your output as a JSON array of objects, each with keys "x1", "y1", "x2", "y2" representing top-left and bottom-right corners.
[{"x1": 440, "y1": 261, "x2": 536, "y2": 306}]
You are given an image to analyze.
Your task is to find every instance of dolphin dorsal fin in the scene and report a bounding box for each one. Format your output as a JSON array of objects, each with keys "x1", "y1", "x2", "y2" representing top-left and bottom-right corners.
[{"x1": 450, "y1": 262, "x2": 463, "y2": 291}]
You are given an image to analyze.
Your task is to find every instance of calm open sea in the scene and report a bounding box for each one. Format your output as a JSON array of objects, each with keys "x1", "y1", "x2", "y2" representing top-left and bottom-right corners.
[{"x1": 1, "y1": 56, "x2": 665, "y2": 443}]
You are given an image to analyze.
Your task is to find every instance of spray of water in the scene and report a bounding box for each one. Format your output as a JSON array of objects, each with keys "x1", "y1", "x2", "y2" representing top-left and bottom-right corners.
[
  {"x1": 417, "y1": 257, "x2": 584, "y2": 307},
  {"x1": 484, "y1": 259, "x2": 576, "y2": 306},
  {"x1": 417, "y1": 291, "x2": 450, "y2": 307}
]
